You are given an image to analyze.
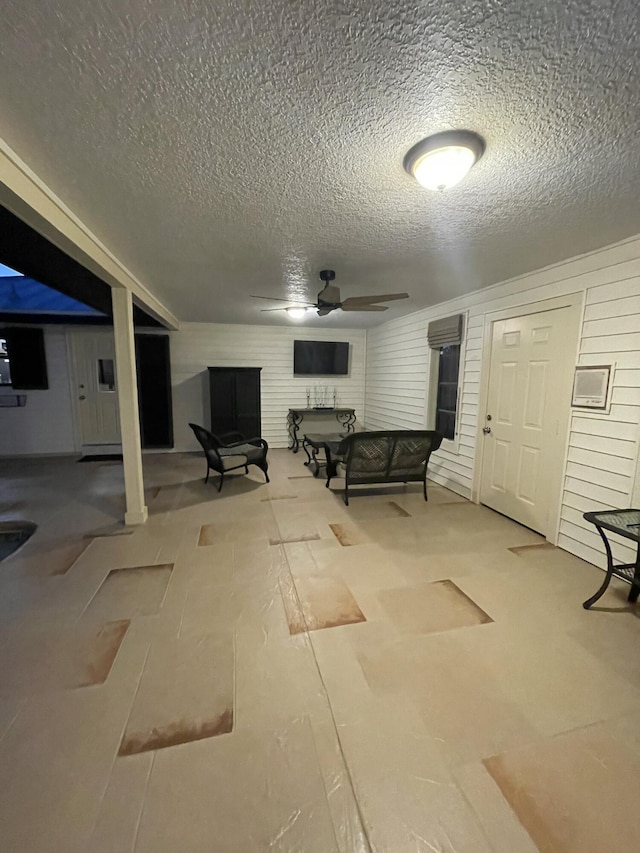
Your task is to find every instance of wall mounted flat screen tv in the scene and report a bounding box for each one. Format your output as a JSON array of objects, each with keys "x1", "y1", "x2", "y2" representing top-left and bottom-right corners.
[{"x1": 294, "y1": 340, "x2": 349, "y2": 375}]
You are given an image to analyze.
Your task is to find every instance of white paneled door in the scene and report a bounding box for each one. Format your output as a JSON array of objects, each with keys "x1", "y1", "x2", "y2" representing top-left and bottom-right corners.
[
  {"x1": 70, "y1": 331, "x2": 121, "y2": 446},
  {"x1": 479, "y1": 307, "x2": 576, "y2": 536}
]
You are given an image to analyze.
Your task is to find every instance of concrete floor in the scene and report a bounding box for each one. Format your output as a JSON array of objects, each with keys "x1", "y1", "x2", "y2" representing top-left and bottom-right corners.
[{"x1": 0, "y1": 450, "x2": 639, "y2": 852}]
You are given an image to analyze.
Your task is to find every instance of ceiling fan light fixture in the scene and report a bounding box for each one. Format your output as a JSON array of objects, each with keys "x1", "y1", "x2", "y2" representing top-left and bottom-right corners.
[
  {"x1": 286, "y1": 306, "x2": 308, "y2": 319},
  {"x1": 404, "y1": 130, "x2": 485, "y2": 191}
]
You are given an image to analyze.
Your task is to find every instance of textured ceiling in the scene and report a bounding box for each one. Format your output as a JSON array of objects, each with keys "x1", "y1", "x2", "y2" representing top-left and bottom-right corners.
[{"x1": 1, "y1": 0, "x2": 639, "y2": 328}]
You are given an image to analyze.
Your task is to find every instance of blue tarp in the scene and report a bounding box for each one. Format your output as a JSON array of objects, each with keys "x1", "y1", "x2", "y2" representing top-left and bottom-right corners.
[{"x1": 0, "y1": 275, "x2": 103, "y2": 315}]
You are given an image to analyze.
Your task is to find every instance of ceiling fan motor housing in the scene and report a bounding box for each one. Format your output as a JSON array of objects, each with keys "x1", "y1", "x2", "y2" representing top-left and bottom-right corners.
[
  {"x1": 317, "y1": 270, "x2": 341, "y2": 310},
  {"x1": 317, "y1": 288, "x2": 341, "y2": 309}
]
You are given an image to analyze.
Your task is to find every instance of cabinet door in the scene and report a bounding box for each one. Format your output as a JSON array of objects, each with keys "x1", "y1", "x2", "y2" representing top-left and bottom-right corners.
[
  {"x1": 209, "y1": 369, "x2": 237, "y2": 436},
  {"x1": 209, "y1": 368, "x2": 261, "y2": 438},
  {"x1": 235, "y1": 370, "x2": 261, "y2": 438}
]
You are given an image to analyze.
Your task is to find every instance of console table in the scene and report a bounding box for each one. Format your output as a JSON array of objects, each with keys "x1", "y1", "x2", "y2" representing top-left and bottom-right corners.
[
  {"x1": 582, "y1": 509, "x2": 640, "y2": 608},
  {"x1": 287, "y1": 408, "x2": 356, "y2": 452}
]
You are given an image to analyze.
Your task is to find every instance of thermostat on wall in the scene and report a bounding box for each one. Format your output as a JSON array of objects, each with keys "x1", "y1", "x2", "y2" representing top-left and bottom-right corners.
[{"x1": 571, "y1": 365, "x2": 612, "y2": 410}]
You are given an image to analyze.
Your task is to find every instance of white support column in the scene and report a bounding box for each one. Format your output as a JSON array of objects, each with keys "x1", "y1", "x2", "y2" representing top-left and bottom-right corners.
[{"x1": 112, "y1": 287, "x2": 148, "y2": 525}]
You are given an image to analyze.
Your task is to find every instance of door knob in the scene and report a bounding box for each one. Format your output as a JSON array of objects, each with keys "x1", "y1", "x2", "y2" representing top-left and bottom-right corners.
[
  {"x1": 79, "y1": 395, "x2": 86, "y2": 400},
  {"x1": 482, "y1": 426, "x2": 491, "y2": 434}
]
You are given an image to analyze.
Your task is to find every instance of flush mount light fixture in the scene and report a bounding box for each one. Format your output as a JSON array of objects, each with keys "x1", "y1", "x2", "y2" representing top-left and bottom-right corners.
[
  {"x1": 286, "y1": 306, "x2": 308, "y2": 319},
  {"x1": 404, "y1": 130, "x2": 485, "y2": 191}
]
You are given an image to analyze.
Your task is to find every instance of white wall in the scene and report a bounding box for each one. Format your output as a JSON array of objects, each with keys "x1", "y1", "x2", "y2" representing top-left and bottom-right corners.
[
  {"x1": 365, "y1": 235, "x2": 640, "y2": 570},
  {"x1": 170, "y1": 323, "x2": 367, "y2": 451},
  {"x1": 0, "y1": 322, "x2": 366, "y2": 457},
  {"x1": 0, "y1": 327, "x2": 76, "y2": 455}
]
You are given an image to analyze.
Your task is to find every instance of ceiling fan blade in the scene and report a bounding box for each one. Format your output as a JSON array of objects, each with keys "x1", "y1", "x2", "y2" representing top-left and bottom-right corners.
[
  {"x1": 260, "y1": 306, "x2": 290, "y2": 312},
  {"x1": 317, "y1": 307, "x2": 334, "y2": 316},
  {"x1": 251, "y1": 295, "x2": 315, "y2": 305},
  {"x1": 340, "y1": 293, "x2": 409, "y2": 306},
  {"x1": 341, "y1": 304, "x2": 388, "y2": 312}
]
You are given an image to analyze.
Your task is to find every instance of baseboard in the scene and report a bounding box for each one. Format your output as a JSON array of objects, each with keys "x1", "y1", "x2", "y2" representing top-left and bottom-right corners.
[
  {"x1": 0, "y1": 451, "x2": 79, "y2": 459},
  {"x1": 81, "y1": 444, "x2": 122, "y2": 456}
]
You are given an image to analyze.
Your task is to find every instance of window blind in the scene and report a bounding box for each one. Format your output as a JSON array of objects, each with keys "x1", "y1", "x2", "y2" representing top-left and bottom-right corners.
[{"x1": 427, "y1": 314, "x2": 464, "y2": 348}]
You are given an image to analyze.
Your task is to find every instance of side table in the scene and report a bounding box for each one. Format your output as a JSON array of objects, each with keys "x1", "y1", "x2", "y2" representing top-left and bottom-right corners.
[
  {"x1": 302, "y1": 433, "x2": 346, "y2": 477},
  {"x1": 582, "y1": 509, "x2": 640, "y2": 609}
]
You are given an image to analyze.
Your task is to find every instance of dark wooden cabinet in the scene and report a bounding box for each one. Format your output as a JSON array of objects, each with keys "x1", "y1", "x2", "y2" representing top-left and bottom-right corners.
[{"x1": 208, "y1": 367, "x2": 261, "y2": 438}]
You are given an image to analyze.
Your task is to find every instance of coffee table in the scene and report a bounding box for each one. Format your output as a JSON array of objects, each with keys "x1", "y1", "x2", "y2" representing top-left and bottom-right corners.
[
  {"x1": 302, "y1": 433, "x2": 346, "y2": 478},
  {"x1": 582, "y1": 509, "x2": 640, "y2": 608}
]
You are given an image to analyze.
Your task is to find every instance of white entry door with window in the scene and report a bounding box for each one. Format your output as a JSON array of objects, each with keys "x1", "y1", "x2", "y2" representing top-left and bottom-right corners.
[
  {"x1": 70, "y1": 331, "x2": 121, "y2": 446},
  {"x1": 479, "y1": 306, "x2": 578, "y2": 537}
]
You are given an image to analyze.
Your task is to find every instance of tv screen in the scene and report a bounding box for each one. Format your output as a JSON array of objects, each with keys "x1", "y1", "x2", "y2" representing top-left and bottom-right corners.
[{"x1": 294, "y1": 340, "x2": 349, "y2": 375}]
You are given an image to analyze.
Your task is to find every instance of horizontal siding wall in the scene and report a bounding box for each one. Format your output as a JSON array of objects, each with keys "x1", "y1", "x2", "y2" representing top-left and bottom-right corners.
[
  {"x1": 366, "y1": 235, "x2": 640, "y2": 569},
  {"x1": 171, "y1": 323, "x2": 366, "y2": 452},
  {"x1": 0, "y1": 327, "x2": 76, "y2": 455},
  {"x1": 558, "y1": 272, "x2": 640, "y2": 568},
  {"x1": 365, "y1": 312, "x2": 430, "y2": 431}
]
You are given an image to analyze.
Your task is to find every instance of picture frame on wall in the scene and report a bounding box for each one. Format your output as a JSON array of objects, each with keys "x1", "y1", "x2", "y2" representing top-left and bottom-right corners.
[{"x1": 571, "y1": 364, "x2": 613, "y2": 410}]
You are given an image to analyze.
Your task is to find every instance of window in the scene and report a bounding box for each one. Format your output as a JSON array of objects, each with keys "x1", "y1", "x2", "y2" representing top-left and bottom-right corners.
[
  {"x1": 435, "y1": 344, "x2": 460, "y2": 440},
  {"x1": 2, "y1": 328, "x2": 49, "y2": 389},
  {"x1": 0, "y1": 338, "x2": 11, "y2": 386},
  {"x1": 97, "y1": 358, "x2": 116, "y2": 392},
  {"x1": 427, "y1": 314, "x2": 464, "y2": 442}
]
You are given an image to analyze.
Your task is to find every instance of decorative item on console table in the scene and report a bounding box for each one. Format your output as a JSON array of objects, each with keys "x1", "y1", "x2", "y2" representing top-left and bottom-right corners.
[
  {"x1": 313, "y1": 383, "x2": 333, "y2": 408},
  {"x1": 287, "y1": 407, "x2": 356, "y2": 452},
  {"x1": 310, "y1": 384, "x2": 338, "y2": 409}
]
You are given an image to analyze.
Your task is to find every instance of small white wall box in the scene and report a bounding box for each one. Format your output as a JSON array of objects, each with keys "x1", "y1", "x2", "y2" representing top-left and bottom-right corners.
[{"x1": 571, "y1": 365, "x2": 612, "y2": 410}]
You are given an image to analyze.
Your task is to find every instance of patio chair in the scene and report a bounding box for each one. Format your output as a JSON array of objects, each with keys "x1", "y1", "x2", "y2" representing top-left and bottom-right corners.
[{"x1": 188, "y1": 423, "x2": 269, "y2": 492}]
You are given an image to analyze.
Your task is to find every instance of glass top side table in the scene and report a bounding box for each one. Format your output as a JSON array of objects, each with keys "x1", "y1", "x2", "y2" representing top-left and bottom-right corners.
[{"x1": 582, "y1": 509, "x2": 640, "y2": 609}]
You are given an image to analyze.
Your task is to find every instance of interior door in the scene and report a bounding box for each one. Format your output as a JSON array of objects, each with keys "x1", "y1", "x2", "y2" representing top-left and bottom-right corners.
[
  {"x1": 135, "y1": 334, "x2": 174, "y2": 448},
  {"x1": 70, "y1": 331, "x2": 121, "y2": 446},
  {"x1": 479, "y1": 307, "x2": 575, "y2": 536}
]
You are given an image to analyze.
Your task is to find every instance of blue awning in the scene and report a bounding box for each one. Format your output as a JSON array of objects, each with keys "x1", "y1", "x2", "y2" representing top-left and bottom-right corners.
[{"x1": 0, "y1": 275, "x2": 103, "y2": 315}]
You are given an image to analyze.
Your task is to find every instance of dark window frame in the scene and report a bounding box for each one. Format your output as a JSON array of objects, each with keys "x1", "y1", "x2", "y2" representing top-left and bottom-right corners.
[
  {"x1": 2, "y1": 327, "x2": 49, "y2": 390},
  {"x1": 0, "y1": 337, "x2": 11, "y2": 386},
  {"x1": 434, "y1": 344, "x2": 461, "y2": 441}
]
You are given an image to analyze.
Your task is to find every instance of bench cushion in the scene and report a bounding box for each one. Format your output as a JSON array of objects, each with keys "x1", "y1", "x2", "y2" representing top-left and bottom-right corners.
[
  {"x1": 390, "y1": 436, "x2": 433, "y2": 476},
  {"x1": 219, "y1": 454, "x2": 248, "y2": 470},
  {"x1": 348, "y1": 435, "x2": 392, "y2": 478}
]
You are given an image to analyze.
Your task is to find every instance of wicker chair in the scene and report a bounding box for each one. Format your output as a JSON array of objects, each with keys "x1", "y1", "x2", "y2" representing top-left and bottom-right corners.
[{"x1": 188, "y1": 423, "x2": 269, "y2": 492}]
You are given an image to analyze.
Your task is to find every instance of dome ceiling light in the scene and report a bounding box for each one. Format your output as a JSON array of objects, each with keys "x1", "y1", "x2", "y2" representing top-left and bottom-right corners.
[{"x1": 404, "y1": 130, "x2": 485, "y2": 191}]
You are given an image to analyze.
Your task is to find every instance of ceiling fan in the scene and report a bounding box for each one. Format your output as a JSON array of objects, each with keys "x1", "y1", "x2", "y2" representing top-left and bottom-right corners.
[{"x1": 252, "y1": 270, "x2": 409, "y2": 317}]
